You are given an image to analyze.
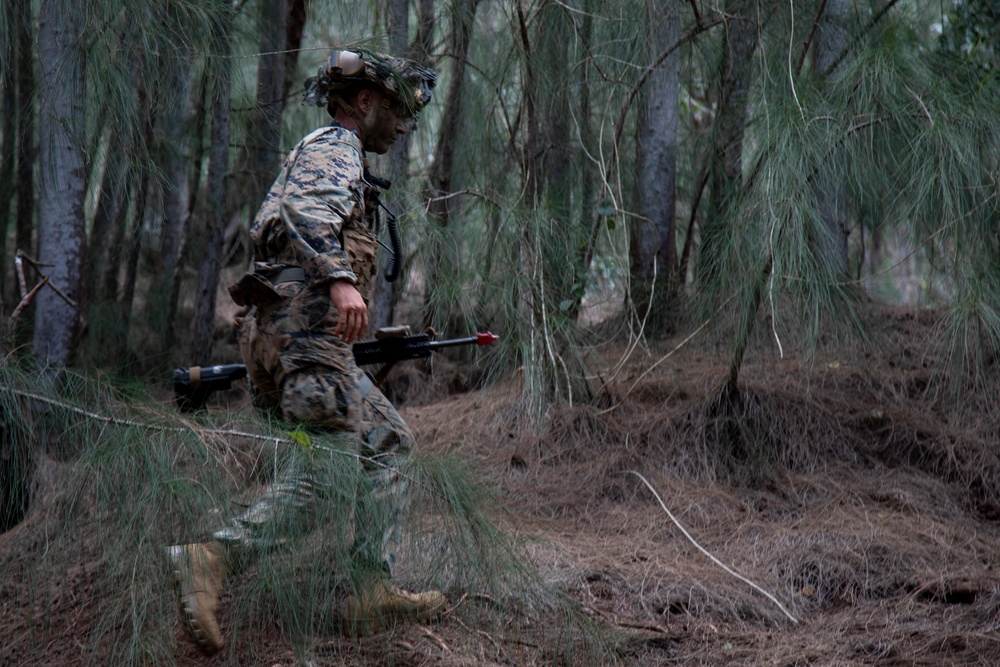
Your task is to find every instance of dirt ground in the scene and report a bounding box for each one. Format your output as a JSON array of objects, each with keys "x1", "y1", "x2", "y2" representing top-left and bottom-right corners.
[{"x1": 3, "y1": 305, "x2": 1000, "y2": 666}]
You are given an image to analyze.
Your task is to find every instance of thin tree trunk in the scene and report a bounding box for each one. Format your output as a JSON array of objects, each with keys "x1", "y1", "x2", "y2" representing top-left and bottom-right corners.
[
  {"x1": 283, "y1": 0, "x2": 307, "y2": 101},
  {"x1": 538, "y1": 4, "x2": 571, "y2": 223},
  {"x1": 427, "y1": 0, "x2": 477, "y2": 225},
  {"x1": 370, "y1": 0, "x2": 411, "y2": 332},
  {"x1": 250, "y1": 0, "x2": 287, "y2": 207},
  {"x1": 813, "y1": 0, "x2": 849, "y2": 276},
  {"x1": 535, "y1": 2, "x2": 579, "y2": 314},
  {"x1": 191, "y1": 9, "x2": 234, "y2": 366},
  {"x1": 98, "y1": 154, "x2": 129, "y2": 302},
  {"x1": 518, "y1": 1, "x2": 540, "y2": 206},
  {"x1": 413, "y1": 0, "x2": 435, "y2": 64},
  {"x1": 1, "y1": 13, "x2": 15, "y2": 308},
  {"x1": 34, "y1": 0, "x2": 87, "y2": 365},
  {"x1": 577, "y1": 0, "x2": 594, "y2": 230},
  {"x1": 14, "y1": 0, "x2": 35, "y2": 315},
  {"x1": 423, "y1": 0, "x2": 478, "y2": 330},
  {"x1": 115, "y1": 86, "x2": 156, "y2": 362},
  {"x1": 629, "y1": 0, "x2": 680, "y2": 330},
  {"x1": 87, "y1": 127, "x2": 119, "y2": 301},
  {"x1": 159, "y1": 49, "x2": 197, "y2": 353},
  {"x1": 698, "y1": 0, "x2": 759, "y2": 284}
]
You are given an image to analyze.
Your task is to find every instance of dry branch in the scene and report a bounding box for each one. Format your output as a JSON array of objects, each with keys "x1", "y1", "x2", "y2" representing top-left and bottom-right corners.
[{"x1": 630, "y1": 471, "x2": 800, "y2": 624}]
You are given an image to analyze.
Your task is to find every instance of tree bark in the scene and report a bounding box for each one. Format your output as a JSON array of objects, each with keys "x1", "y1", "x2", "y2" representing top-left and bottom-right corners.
[
  {"x1": 698, "y1": 0, "x2": 759, "y2": 284},
  {"x1": 191, "y1": 8, "x2": 234, "y2": 366},
  {"x1": 14, "y1": 0, "x2": 35, "y2": 317},
  {"x1": 284, "y1": 0, "x2": 307, "y2": 101},
  {"x1": 423, "y1": 0, "x2": 478, "y2": 330},
  {"x1": 115, "y1": 84, "x2": 156, "y2": 362},
  {"x1": 413, "y1": 0, "x2": 435, "y2": 64},
  {"x1": 157, "y1": 49, "x2": 197, "y2": 353},
  {"x1": 370, "y1": 0, "x2": 411, "y2": 332},
  {"x1": 34, "y1": 0, "x2": 87, "y2": 365},
  {"x1": 87, "y1": 128, "x2": 120, "y2": 302},
  {"x1": 427, "y1": 0, "x2": 477, "y2": 225},
  {"x1": 1, "y1": 11, "x2": 15, "y2": 307},
  {"x1": 96, "y1": 149, "x2": 128, "y2": 302},
  {"x1": 250, "y1": 0, "x2": 287, "y2": 208},
  {"x1": 813, "y1": 0, "x2": 850, "y2": 277},
  {"x1": 630, "y1": 0, "x2": 681, "y2": 329}
]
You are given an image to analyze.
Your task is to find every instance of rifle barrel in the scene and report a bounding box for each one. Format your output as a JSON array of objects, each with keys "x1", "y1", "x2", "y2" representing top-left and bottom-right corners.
[{"x1": 429, "y1": 332, "x2": 499, "y2": 350}]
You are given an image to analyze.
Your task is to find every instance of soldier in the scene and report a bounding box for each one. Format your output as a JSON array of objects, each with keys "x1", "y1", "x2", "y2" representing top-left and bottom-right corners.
[{"x1": 166, "y1": 49, "x2": 443, "y2": 654}]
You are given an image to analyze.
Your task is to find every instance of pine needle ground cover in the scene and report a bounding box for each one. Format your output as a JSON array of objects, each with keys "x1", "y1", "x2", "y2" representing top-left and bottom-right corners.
[{"x1": 3, "y1": 305, "x2": 1000, "y2": 666}]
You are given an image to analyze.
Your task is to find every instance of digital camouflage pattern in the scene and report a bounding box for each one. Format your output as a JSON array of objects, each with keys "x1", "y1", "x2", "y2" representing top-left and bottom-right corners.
[
  {"x1": 213, "y1": 372, "x2": 411, "y2": 575},
  {"x1": 248, "y1": 125, "x2": 378, "y2": 300},
  {"x1": 303, "y1": 49, "x2": 436, "y2": 117},
  {"x1": 223, "y1": 123, "x2": 409, "y2": 573}
]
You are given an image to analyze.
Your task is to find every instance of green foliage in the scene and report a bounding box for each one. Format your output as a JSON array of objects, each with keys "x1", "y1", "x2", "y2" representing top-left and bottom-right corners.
[
  {"x1": 9, "y1": 0, "x2": 1000, "y2": 407},
  {"x1": 939, "y1": 0, "x2": 1000, "y2": 74},
  {"x1": 0, "y1": 362, "x2": 614, "y2": 665},
  {"x1": 686, "y1": 1, "x2": 1000, "y2": 386}
]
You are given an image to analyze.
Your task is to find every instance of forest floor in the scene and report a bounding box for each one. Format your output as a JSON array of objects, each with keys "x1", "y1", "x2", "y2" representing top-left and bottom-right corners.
[{"x1": 3, "y1": 304, "x2": 1000, "y2": 666}]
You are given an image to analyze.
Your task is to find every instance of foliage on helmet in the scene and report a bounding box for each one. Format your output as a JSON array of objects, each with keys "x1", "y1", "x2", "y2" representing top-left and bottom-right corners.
[{"x1": 303, "y1": 49, "x2": 436, "y2": 116}]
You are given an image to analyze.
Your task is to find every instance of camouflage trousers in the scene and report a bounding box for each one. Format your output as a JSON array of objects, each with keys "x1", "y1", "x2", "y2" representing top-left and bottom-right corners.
[{"x1": 218, "y1": 282, "x2": 411, "y2": 575}]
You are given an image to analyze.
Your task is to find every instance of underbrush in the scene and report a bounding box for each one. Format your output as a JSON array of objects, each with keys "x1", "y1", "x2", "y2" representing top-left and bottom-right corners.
[{"x1": 0, "y1": 361, "x2": 617, "y2": 667}]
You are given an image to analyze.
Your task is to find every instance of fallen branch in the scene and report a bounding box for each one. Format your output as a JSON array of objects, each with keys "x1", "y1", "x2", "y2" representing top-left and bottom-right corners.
[
  {"x1": 420, "y1": 627, "x2": 451, "y2": 652},
  {"x1": 8, "y1": 276, "x2": 49, "y2": 322},
  {"x1": 0, "y1": 384, "x2": 440, "y2": 499},
  {"x1": 629, "y1": 471, "x2": 800, "y2": 624},
  {"x1": 15, "y1": 249, "x2": 78, "y2": 309}
]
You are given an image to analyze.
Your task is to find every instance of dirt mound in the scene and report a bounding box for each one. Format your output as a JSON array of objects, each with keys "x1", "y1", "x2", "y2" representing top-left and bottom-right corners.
[{"x1": 3, "y1": 307, "x2": 1000, "y2": 665}]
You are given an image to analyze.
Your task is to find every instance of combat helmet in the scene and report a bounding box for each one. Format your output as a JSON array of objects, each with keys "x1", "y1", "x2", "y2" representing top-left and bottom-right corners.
[{"x1": 304, "y1": 49, "x2": 436, "y2": 118}]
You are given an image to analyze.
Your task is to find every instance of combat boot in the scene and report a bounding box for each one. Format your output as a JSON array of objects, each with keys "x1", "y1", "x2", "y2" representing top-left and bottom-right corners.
[
  {"x1": 166, "y1": 541, "x2": 226, "y2": 654},
  {"x1": 343, "y1": 580, "x2": 446, "y2": 637}
]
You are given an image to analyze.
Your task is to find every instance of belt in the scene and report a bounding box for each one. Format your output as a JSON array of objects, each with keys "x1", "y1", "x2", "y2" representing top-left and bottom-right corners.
[{"x1": 272, "y1": 267, "x2": 306, "y2": 283}]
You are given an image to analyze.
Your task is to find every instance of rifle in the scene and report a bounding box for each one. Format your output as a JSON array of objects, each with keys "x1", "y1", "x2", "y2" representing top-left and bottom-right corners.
[{"x1": 173, "y1": 330, "x2": 499, "y2": 412}]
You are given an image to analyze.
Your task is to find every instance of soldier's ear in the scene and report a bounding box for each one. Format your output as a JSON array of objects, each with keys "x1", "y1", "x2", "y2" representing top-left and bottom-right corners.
[{"x1": 355, "y1": 87, "x2": 378, "y2": 115}]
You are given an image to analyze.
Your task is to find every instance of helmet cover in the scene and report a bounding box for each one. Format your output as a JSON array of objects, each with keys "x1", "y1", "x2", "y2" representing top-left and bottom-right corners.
[{"x1": 304, "y1": 49, "x2": 436, "y2": 117}]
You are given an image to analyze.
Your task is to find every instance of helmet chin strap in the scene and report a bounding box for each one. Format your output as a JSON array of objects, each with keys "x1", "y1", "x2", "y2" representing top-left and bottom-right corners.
[{"x1": 333, "y1": 96, "x2": 371, "y2": 150}]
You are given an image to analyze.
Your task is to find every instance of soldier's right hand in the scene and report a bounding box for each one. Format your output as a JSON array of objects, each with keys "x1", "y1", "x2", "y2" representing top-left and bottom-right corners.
[{"x1": 330, "y1": 280, "x2": 368, "y2": 344}]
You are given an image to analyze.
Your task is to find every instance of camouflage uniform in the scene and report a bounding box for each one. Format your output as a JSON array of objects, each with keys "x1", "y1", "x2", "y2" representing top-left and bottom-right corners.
[{"x1": 221, "y1": 124, "x2": 408, "y2": 575}]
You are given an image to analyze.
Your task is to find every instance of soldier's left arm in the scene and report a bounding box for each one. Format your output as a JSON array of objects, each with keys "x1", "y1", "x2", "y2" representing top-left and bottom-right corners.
[{"x1": 278, "y1": 132, "x2": 365, "y2": 286}]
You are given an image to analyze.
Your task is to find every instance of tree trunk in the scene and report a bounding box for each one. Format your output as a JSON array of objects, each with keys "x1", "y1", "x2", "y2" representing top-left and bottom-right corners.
[
  {"x1": 573, "y1": 0, "x2": 597, "y2": 321},
  {"x1": 813, "y1": 0, "x2": 850, "y2": 277},
  {"x1": 158, "y1": 49, "x2": 197, "y2": 354},
  {"x1": 423, "y1": 0, "x2": 478, "y2": 330},
  {"x1": 1, "y1": 12, "x2": 15, "y2": 308},
  {"x1": 698, "y1": 0, "x2": 759, "y2": 284},
  {"x1": 538, "y1": 4, "x2": 571, "y2": 223},
  {"x1": 369, "y1": 0, "x2": 411, "y2": 332},
  {"x1": 97, "y1": 151, "x2": 129, "y2": 302},
  {"x1": 250, "y1": 0, "x2": 287, "y2": 208},
  {"x1": 14, "y1": 0, "x2": 35, "y2": 319},
  {"x1": 629, "y1": 0, "x2": 680, "y2": 331},
  {"x1": 191, "y1": 8, "x2": 234, "y2": 366},
  {"x1": 534, "y1": 2, "x2": 580, "y2": 314},
  {"x1": 283, "y1": 0, "x2": 307, "y2": 101},
  {"x1": 413, "y1": 0, "x2": 435, "y2": 64},
  {"x1": 87, "y1": 128, "x2": 120, "y2": 301},
  {"x1": 115, "y1": 85, "x2": 156, "y2": 363},
  {"x1": 34, "y1": 0, "x2": 87, "y2": 365}
]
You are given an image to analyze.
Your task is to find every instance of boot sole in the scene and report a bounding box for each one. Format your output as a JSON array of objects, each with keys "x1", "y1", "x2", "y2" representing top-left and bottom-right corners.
[{"x1": 166, "y1": 545, "x2": 223, "y2": 654}]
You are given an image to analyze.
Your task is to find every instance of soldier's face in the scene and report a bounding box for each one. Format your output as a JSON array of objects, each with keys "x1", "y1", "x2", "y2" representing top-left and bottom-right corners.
[{"x1": 360, "y1": 92, "x2": 412, "y2": 154}]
